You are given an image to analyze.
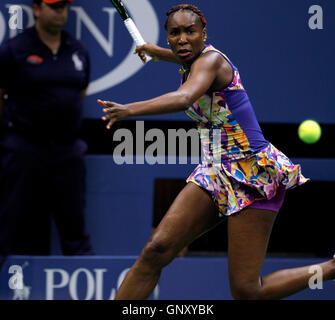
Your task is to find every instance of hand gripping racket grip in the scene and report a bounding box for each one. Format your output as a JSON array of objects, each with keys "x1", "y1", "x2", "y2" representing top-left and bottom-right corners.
[{"x1": 124, "y1": 18, "x2": 152, "y2": 62}]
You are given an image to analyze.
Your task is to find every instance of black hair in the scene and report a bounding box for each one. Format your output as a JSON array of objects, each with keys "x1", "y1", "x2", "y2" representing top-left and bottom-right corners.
[{"x1": 164, "y1": 4, "x2": 207, "y2": 30}]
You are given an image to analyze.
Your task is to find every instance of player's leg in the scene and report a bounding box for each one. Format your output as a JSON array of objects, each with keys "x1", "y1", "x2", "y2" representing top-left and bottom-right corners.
[
  {"x1": 227, "y1": 207, "x2": 335, "y2": 300},
  {"x1": 115, "y1": 182, "x2": 223, "y2": 300},
  {"x1": 50, "y1": 155, "x2": 93, "y2": 255}
]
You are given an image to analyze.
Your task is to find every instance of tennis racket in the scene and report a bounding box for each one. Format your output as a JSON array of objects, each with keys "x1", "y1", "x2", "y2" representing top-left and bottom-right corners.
[{"x1": 110, "y1": 0, "x2": 152, "y2": 62}]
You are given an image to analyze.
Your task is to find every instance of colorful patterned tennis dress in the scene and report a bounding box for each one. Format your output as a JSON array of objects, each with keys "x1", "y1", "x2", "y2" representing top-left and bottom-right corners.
[{"x1": 184, "y1": 45, "x2": 309, "y2": 217}]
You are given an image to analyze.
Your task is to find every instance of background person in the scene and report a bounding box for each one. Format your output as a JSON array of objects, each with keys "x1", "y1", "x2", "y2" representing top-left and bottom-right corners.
[
  {"x1": 0, "y1": 0, "x2": 93, "y2": 264},
  {"x1": 98, "y1": 4, "x2": 335, "y2": 300}
]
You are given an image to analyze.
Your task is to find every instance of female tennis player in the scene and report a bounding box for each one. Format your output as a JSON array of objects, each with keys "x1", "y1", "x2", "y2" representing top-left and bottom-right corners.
[{"x1": 98, "y1": 4, "x2": 335, "y2": 299}]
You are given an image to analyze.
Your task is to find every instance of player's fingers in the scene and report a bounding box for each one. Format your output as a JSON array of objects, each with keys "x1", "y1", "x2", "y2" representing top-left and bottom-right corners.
[
  {"x1": 102, "y1": 111, "x2": 116, "y2": 120},
  {"x1": 133, "y1": 50, "x2": 146, "y2": 63},
  {"x1": 97, "y1": 99, "x2": 107, "y2": 106},
  {"x1": 133, "y1": 45, "x2": 150, "y2": 63},
  {"x1": 133, "y1": 44, "x2": 147, "y2": 54},
  {"x1": 103, "y1": 102, "x2": 115, "y2": 108},
  {"x1": 106, "y1": 118, "x2": 117, "y2": 130},
  {"x1": 102, "y1": 107, "x2": 117, "y2": 114},
  {"x1": 98, "y1": 99, "x2": 116, "y2": 108},
  {"x1": 139, "y1": 52, "x2": 147, "y2": 63}
]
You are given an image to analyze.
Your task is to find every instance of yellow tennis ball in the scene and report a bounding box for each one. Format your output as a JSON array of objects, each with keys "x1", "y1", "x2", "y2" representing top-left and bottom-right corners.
[{"x1": 298, "y1": 120, "x2": 321, "y2": 144}]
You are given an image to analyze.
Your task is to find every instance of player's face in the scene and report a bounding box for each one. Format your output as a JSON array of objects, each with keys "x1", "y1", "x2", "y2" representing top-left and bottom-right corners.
[
  {"x1": 166, "y1": 10, "x2": 206, "y2": 66},
  {"x1": 33, "y1": 1, "x2": 68, "y2": 33}
]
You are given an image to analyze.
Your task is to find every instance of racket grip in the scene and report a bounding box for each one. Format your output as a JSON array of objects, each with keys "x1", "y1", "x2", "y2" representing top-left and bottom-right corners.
[{"x1": 124, "y1": 18, "x2": 152, "y2": 62}]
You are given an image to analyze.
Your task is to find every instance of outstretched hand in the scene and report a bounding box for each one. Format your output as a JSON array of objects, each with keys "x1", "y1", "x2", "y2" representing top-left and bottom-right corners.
[{"x1": 97, "y1": 99, "x2": 131, "y2": 129}]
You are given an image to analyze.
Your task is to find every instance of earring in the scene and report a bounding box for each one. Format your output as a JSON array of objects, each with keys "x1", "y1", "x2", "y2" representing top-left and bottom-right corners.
[{"x1": 167, "y1": 41, "x2": 170, "y2": 46}]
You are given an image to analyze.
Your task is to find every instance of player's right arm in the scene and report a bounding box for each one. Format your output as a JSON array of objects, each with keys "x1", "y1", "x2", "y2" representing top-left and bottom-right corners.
[
  {"x1": 134, "y1": 42, "x2": 179, "y2": 64},
  {"x1": 98, "y1": 50, "x2": 232, "y2": 129}
]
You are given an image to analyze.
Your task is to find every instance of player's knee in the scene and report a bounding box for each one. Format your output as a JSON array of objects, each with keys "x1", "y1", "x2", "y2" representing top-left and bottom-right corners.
[
  {"x1": 230, "y1": 281, "x2": 261, "y2": 300},
  {"x1": 140, "y1": 238, "x2": 175, "y2": 268}
]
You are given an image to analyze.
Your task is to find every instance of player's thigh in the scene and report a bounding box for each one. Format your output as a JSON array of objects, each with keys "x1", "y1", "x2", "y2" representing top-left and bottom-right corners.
[
  {"x1": 150, "y1": 182, "x2": 223, "y2": 252},
  {"x1": 227, "y1": 208, "x2": 277, "y2": 289}
]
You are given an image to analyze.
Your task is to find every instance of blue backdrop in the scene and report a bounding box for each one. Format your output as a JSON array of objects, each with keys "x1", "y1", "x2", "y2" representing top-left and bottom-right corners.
[{"x1": 0, "y1": 0, "x2": 334, "y2": 123}]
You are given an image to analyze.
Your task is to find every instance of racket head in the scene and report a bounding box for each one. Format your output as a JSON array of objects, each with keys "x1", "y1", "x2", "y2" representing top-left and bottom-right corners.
[{"x1": 110, "y1": 0, "x2": 129, "y2": 20}]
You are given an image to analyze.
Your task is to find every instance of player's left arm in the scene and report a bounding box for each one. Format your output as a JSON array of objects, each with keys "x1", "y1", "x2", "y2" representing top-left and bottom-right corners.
[{"x1": 134, "y1": 42, "x2": 179, "y2": 64}]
